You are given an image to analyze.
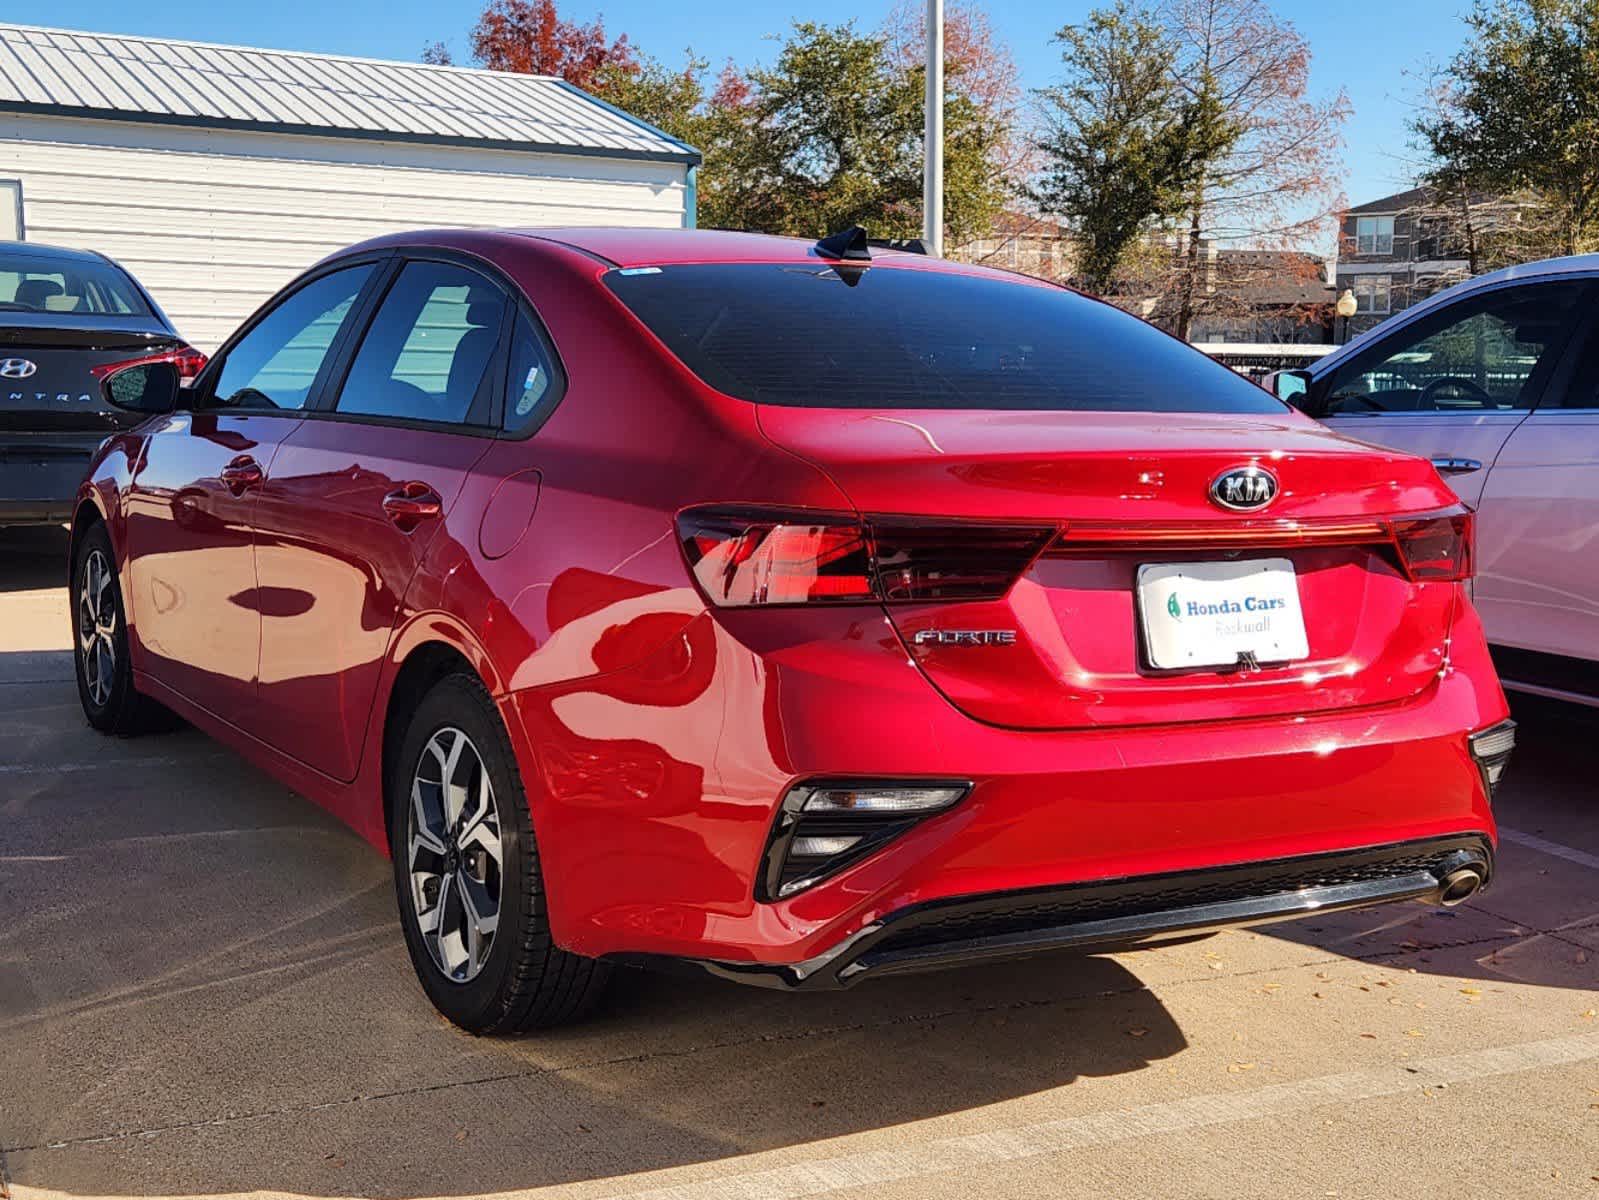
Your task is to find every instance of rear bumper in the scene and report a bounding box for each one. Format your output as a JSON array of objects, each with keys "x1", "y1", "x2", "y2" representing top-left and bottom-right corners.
[
  {"x1": 609, "y1": 835, "x2": 1494, "y2": 989},
  {"x1": 510, "y1": 600, "x2": 1510, "y2": 966},
  {"x1": 0, "y1": 433, "x2": 102, "y2": 525}
]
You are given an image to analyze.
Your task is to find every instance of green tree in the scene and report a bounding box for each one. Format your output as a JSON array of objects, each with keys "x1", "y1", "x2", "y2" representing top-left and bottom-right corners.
[
  {"x1": 707, "y1": 21, "x2": 1009, "y2": 242},
  {"x1": 428, "y1": 10, "x2": 1012, "y2": 242},
  {"x1": 1416, "y1": 0, "x2": 1599, "y2": 256},
  {"x1": 1031, "y1": 2, "x2": 1234, "y2": 293}
]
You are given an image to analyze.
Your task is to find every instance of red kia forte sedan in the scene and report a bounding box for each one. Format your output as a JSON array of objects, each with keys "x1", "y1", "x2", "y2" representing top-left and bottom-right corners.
[{"x1": 72, "y1": 227, "x2": 1514, "y2": 1033}]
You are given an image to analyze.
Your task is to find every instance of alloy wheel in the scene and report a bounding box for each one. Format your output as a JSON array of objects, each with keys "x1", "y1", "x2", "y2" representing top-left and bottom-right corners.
[
  {"x1": 406, "y1": 727, "x2": 504, "y2": 983},
  {"x1": 77, "y1": 548, "x2": 117, "y2": 709}
]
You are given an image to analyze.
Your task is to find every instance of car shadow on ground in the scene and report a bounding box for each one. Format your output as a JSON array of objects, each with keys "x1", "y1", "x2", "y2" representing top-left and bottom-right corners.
[
  {"x1": 1265, "y1": 692, "x2": 1599, "y2": 990},
  {"x1": 1, "y1": 640, "x2": 1186, "y2": 1197},
  {"x1": 4, "y1": 575, "x2": 1596, "y2": 1196}
]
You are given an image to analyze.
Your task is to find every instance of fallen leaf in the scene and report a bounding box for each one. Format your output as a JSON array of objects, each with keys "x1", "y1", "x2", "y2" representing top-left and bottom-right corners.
[
  {"x1": 1227, "y1": 1062, "x2": 1257, "y2": 1073},
  {"x1": 454, "y1": 1130, "x2": 469, "y2": 1142},
  {"x1": 1460, "y1": 987, "x2": 1481, "y2": 996},
  {"x1": 1577, "y1": 950, "x2": 1590, "y2": 964},
  {"x1": 1359, "y1": 1033, "x2": 1378, "y2": 1039},
  {"x1": 1126, "y1": 1027, "x2": 1149, "y2": 1038},
  {"x1": 1261, "y1": 983, "x2": 1283, "y2": 994},
  {"x1": 1406, "y1": 1029, "x2": 1424, "y2": 1038}
]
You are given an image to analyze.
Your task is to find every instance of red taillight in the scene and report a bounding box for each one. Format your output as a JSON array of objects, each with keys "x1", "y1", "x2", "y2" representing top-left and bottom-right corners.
[
  {"x1": 677, "y1": 507, "x2": 1053, "y2": 608},
  {"x1": 679, "y1": 510, "x2": 873, "y2": 606},
  {"x1": 89, "y1": 344, "x2": 208, "y2": 383},
  {"x1": 1391, "y1": 509, "x2": 1474, "y2": 582}
]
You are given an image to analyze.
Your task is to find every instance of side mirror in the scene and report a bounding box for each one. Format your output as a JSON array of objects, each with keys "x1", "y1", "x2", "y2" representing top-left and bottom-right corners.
[
  {"x1": 102, "y1": 361, "x2": 182, "y2": 415},
  {"x1": 1267, "y1": 369, "x2": 1316, "y2": 412}
]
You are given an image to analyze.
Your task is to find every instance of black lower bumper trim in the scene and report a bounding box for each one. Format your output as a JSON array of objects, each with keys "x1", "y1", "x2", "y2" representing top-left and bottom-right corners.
[
  {"x1": 0, "y1": 499, "x2": 73, "y2": 526},
  {"x1": 607, "y1": 835, "x2": 1493, "y2": 991}
]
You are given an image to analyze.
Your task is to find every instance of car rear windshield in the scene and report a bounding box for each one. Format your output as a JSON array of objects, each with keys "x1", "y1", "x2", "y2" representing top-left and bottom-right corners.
[
  {"x1": 0, "y1": 252, "x2": 149, "y2": 316},
  {"x1": 605, "y1": 262, "x2": 1284, "y2": 412}
]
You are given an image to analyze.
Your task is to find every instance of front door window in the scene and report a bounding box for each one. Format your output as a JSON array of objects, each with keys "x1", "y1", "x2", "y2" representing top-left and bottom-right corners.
[{"x1": 1320, "y1": 283, "x2": 1582, "y2": 417}]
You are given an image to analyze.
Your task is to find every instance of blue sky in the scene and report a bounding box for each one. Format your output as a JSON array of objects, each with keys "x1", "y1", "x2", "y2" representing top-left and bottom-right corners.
[{"x1": 7, "y1": 0, "x2": 1473, "y2": 207}]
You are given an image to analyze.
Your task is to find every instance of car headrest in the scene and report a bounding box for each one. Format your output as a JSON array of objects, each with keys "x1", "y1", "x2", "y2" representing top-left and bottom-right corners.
[
  {"x1": 465, "y1": 299, "x2": 501, "y2": 328},
  {"x1": 14, "y1": 278, "x2": 64, "y2": 308}
]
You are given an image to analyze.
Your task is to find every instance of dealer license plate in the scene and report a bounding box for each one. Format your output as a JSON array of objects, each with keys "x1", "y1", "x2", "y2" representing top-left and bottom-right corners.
[{"x1": 1136, "y1": 558, "x2": 1310, "y2": 670}]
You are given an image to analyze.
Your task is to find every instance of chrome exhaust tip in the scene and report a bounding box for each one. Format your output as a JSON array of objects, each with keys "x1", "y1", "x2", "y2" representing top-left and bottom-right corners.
[{"x1": 1437, "y1": 865, "x2": 1485, "y2": 906}]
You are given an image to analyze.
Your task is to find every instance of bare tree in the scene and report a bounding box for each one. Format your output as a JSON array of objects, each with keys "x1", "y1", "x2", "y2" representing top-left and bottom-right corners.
[
  {"x1": 882, "y1": 0, "x2": 1033, "y2": 264},
  {"x1": 1160, "y1": 0, "x2": 1350, "y2": 341}
]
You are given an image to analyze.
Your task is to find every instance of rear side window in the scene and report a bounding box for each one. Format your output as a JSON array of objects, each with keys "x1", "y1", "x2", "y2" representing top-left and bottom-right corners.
[
  {"x1": 212, "y1": 265, "x2": 374, "y2": 411},
  {"x1": 605, "y1": 263, "x2": 1284, "y2": 413},
  {"x1": 335, "y1": 262, "x2": 506, "y2": 426},
  {"x1": 502, "y1": 311, "x2": 564, "y2": 435},
  {"x1": 0, "y1": 252, "x2": 148, "y2": 315}
]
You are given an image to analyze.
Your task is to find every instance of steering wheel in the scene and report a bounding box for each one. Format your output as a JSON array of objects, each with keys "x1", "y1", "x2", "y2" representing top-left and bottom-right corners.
[
  {"x1": 1417, "y1": 375, "x2": 1493, "y2": 409},
  {"x1": 1329, "y1": 391, "x2": 1387, "y2": 413}
]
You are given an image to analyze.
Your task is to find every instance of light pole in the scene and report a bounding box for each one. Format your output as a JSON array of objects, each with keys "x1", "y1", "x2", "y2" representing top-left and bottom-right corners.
[
  {"x1": 923, "y1": 0, "x2": 944, "y2": 257},
  {"x1": 1335, "y1": 287, "x2": 1358, "y2": 344}
]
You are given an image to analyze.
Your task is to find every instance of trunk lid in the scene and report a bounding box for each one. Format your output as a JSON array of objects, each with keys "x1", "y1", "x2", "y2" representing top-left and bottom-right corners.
[
  {"x1": 0, "y1": 319, "x2": 181, "y2": 433},
  {"x1": 758, "y1": 406, "x2": 1464, "y2": 729}
]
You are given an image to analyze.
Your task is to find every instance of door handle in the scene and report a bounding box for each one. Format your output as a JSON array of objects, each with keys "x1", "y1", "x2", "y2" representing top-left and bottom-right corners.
[
  {"x1": 382, "y1": 482, "x2": 443, "y2": 527},
  {"x1": 1430, "y1": 456, "x2": 1483, "y2": 475},
  {"x1": 220, "y1": 454, "x2": 263, "y2": 493}
]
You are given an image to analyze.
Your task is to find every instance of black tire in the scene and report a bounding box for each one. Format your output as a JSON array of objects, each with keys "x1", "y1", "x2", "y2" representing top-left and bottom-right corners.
[
  {"x1": 389, "y1": 671, "x2": 609, "y2": 1033},
  {"x1": 71, "y1": 523, "x2": 175, "y2": 736}
]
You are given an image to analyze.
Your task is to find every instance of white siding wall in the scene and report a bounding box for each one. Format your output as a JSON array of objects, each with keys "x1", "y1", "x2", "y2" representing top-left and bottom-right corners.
[{"x1": 2, "y1": 113, "x2": 689, "y2": 350}]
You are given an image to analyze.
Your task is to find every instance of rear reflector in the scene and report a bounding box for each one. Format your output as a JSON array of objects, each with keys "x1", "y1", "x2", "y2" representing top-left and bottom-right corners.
[
  {"x1": 1468, "y1": 719, "x2": 1516, "y2": 795},
  {"x1": 761, "y1": 780, "x2": 972, "y2": 899},
  {"x1": 678, "y1": 506, "x2": 1052, "y2": 608},
  {"x1": 801, "y1": 785, "x2": 968, "y2": 814}
]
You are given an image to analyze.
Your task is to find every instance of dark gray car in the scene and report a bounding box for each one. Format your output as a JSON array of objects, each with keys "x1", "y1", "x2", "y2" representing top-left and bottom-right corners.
[{"x1": 0, "y1": 241, "x2": 202, "y2": 526}]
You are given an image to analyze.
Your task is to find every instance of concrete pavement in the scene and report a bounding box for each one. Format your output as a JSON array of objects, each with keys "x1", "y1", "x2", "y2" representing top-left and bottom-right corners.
[{"x1": 2, "y1": 525, "x2": 1595, "y2": 1200}]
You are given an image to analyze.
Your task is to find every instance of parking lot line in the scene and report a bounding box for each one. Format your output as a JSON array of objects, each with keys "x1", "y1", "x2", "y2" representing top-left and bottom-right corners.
[
  {"x1": 1499, "y1": 827, "x2": 1599, "y2": 873},
  {"x1": 593, "y1": 1031, "x2": 1599, "y2": 1200},
  {"x1": 0, "y1": 753, "x2": 231, "y2": 774}
]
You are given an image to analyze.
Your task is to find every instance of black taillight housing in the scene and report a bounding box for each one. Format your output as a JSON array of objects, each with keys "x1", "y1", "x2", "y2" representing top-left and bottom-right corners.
[
  {"x1": 677, "y1": 506, "x2": 1054, "y2": 609},
  {"x1": 1468, "y1": 720, "x2": 1515, "y2": 798},
  {"x1": 759, "y1": 780, "x2": 971, "y2": 901}
]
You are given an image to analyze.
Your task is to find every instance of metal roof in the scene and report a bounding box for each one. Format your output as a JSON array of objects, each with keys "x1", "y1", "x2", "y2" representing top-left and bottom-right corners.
[{"x1": 0, "y1": 23, "x2": 699, "y2": 166}]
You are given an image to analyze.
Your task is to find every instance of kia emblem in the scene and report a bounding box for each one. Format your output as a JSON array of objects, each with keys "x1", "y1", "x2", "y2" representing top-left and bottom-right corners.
[
  {"x1": 1209, "y1": 465, "x2": 1279, "y2": 512},
  {"x1": 0, "y1": 358, "x2": 38, "y2": 379}
]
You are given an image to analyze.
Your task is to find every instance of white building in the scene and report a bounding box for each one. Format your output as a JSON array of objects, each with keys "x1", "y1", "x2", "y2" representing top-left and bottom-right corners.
[{"x1": 0, "y1": 23, "x2": 699, "y2": 349}]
